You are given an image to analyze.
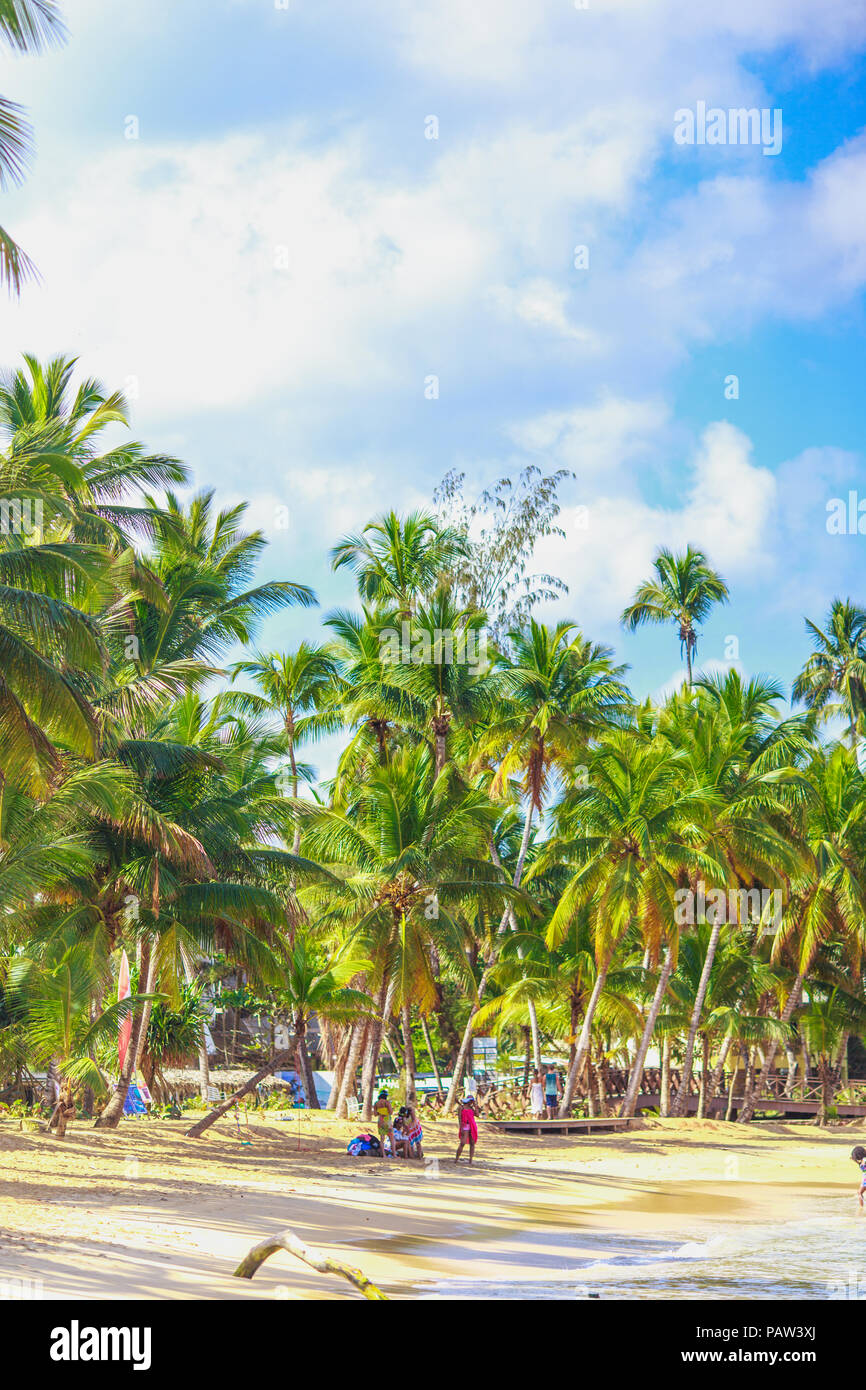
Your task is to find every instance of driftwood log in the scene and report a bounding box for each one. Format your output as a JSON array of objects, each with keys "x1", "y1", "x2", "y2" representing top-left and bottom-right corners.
[{"x1": 233, "y1": 1228, "x2": 388, "y2": 1300}]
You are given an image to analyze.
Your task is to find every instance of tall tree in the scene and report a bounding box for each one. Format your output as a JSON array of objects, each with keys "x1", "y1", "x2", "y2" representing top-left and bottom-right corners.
[
  {"x1": 433, "y1": 465, "x2": 572, "y2": 640},
  {"x1": 330, "y1": 511, "x2": 468, "y2": 618},
  {"x1": 621, "y1": 545, "x2": 729, "y2": 685},
  {"x1": 793, "y1": 599, "x2": 866, "y2": 749},
  {"x1": 0, "y1": 1, "x2": 67, "y2": 291}
]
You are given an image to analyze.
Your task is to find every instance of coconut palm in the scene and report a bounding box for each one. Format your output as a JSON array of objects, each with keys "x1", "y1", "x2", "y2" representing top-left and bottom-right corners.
[
  {"x1": 793, "y1": 599, "x2": 866, "y2": 748},
  {"x1": 330, "y1": 510, "x2": 468, "y2": 617},
  {"x1": 442, "y1": 621, "x2": 630, "y2": 1104},
  {"x1": 621, "y1": 546, "x2": 729, "y2": 685},
  {"x1": 798, "y1": 986, "x2": 866, "y2": 1125},
  {"x1": 230, "y1": 644, "x2": 337, "y2": 851},
  {"x1": 272, "y1": 934, "x2": 374, "y2": 1110},
  {"x1": 660, "y1": 673, "x2": 808, "y2": 1116},
  {"x1": 739, "y1": 744, "x2": 866, "y2": 1122},
  {"x1": 297, "y1": 745, "x2": 519, "y2": 1114},
  {"x1": 534, "y1": 728, "x2": 725, "y2": 1117},
  {"x1": 0, "y1": 2, "x2": 67, "y2": 292},
  {"x1": 381, "y1": 592, "x2": 495, "y2": 775},
  {"x1": 5, "y1": 938, "x2": 152, "y2": 1136},
  {"x1": 0, "y1": 354, "x2": 190, "y2": 549}
]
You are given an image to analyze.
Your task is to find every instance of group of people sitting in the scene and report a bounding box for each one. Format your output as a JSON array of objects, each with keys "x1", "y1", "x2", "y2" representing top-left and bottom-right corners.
[{"x1": 373, "y1": 1090, "x2": 424, "y2": 1159}]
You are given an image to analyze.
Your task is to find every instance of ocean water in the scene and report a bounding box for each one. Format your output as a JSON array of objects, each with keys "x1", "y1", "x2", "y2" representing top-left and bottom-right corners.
[{"x1": 408, "y1": 1193, "x2": 866, "y2": 1300}]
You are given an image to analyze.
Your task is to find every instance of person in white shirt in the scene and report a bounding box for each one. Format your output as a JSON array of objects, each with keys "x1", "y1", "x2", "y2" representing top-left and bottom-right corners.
[{"x1": 529, "y1": 1069, "x2": 545, "y2": 1118}]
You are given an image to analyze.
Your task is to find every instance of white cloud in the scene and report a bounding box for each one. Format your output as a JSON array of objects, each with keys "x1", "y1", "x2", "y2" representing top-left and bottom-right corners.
[
  {"x1": 531, "y1": 420, "x2": 776, "y2": 632},
  {"x1": 507, "y1": 393, "x2": 670, "y2": 477}
]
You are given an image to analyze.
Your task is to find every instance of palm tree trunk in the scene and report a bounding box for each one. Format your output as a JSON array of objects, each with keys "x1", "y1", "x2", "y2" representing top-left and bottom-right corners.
[
  {"x1": 596, "y1": 1044, "x2": 608, "y2": 1116},
  {"x1": 334, "y1": 1020, "x2": 366, "y2": 1117},
  {"x1": 418, "y1": 1014, "x2": 443, "y2": 1097},
  {"x1": 558, "y1": 955, "x2": 611, "y2": 1117},
  {"x1": 526, "y1": 996, "x2": 542, "y2": 1074},
  {"x1": 326, "y1": 1028, "x2": 352, "y2": 1111},
  {"x1": 672, "y1": 919, "x2": 722, "y2": 1116},
  {"x1": 434, "y1": 730, "x2": 447, "y2": 777},
  {"x1": 783, "y1": 1042, "x2": 798, "y2": 1097},
  {"x1": 521, "y1": 1026, "x2": 531, "y2": 1086},
  {"x1": 620, "y1": 949, "x2": 673, "y2": 1118},
  {"x1": 295, "y1": 1015, "x2": 320, "y2": 1109},
  {"x1": 95, "y1": 929, "x2": 159, "y2": 1130},
  {"x1": 815, "y1": 1059, "x2": 830, "y2": 1127},
  {"x1": 725, "y1": 1043, "x2": 741, "y2": 1120},
  {"x1": 288, "y1": 730, "x2": 301, "y2": 858},
  {"x1": 660, "y1": 1033, "x2": 672, "y2": 1115},
  {"x1": 697, "y1": 1033, "x2": 710, "y2": 1118},
  {"x1": 401, "y1": 1001, "x2": 417, "y2": 1100},
  {"x1": 800, "y1": 1040, "x2": 809, "y2": 1099},
  {"x1": 382, "y1": 1031, "x2": 400, "y2": 1071},
  {"x1": 361, "y1": 975, "x2": 395, "y2": 1120},
  {"x1": 708, "y1": 1032, "x2": 734, "y2": 1101},
  {"x1": 53, "y1": 1081, "x2": 74, "y2": 1139},
  {"x1": 198, "y1": 1025, "x2": 210, "y2": 1100},
  {"x1": 738, "y1": 972, "x2": 805, "y2": 1123},
  {"x1": 586, "y1": 1056, "x2": 597, "y2": 1117},
  {"x1": 185, "y1": 1050, "x2": 293, "y2": 1137}
]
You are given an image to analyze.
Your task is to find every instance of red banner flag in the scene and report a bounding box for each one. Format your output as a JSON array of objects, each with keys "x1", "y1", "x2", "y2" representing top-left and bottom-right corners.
[{"x1": 118, "y1": 949, "x2": 132, "y2": 1072}]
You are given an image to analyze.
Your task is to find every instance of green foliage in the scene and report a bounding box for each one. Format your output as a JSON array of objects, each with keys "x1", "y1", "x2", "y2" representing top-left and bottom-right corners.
[{"x1": 1, "y1": 351, "x2": 866, "y2": 1132}]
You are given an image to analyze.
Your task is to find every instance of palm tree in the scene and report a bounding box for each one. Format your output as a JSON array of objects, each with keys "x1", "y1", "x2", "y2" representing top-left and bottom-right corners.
[
  {"x1": 621, "y1": 546, "x2": 729, "y2": 684},
  {"x1": 534, "y1": 728, "x2": 724, "y2": 1117},
  {"x1": 274, "y1": 934, "x2": 373, "y2": 1109},
  {"x1": 6, "y1": 938, "x2": 152, "y2": 1136},
  {"x1": 661, "y1": 673, "x2": 807, "y2": 1116},
  {"x1": 444, "y1": 621, "x2": 630, "y2": 1106},
  {"x1": 0, "y1": 444, "x2": 111, "y2": 790},
  {"x1": 739, "y1": 744, "x2": 866, "y2": 1122},
  {"x1": 0, "y1": 353, "x2": 190, "y2": 548},
  {"x1": 793, "y1": 599, "x2": 866, "y2": 748},
  {"x1": 0, "y1": 2, "x2": 67, "y2": 292},
  {"x1": 230, "y1": 644, "x2": 338, "y2": 851},
  {"x1": 330, "y1": 511, "x2": 468, "y2": 617},
  {"x1": 297, "y1": 745, "x2": 517, "y2": 1115},
  {"x1": 382, "y1": 592, "x2": 494, "y2": 775},
  {"x1": 799, "y1": 986, "x2": 866, "y2": 1125}
]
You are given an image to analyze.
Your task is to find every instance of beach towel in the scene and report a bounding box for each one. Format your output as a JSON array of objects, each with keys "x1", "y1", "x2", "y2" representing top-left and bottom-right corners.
[{"x1": 459, "y1": 1106, "x2": 478, "y2": 1143}]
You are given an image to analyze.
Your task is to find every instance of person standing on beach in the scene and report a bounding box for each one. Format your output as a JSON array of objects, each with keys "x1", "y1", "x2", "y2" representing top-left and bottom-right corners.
[
  {"x1": 544, "y1": 1064, "x2": 561, "y2": 1119},
  {"x1": 373, "y1": 1089, "x2": 395, "y2": 1158},
  {"x1": 404, "y1": 1097, "x2": 424, "y2": 1159},
  {"x1": 851, "y1": 1145, "x2": 866, "y2": 1206},
  {"x1": 455, "y1": 1097, "x2": 478, "y2": 1164},
  {"x1": 529, "y1": 1069, "x2": 545, "y2": 1119}
]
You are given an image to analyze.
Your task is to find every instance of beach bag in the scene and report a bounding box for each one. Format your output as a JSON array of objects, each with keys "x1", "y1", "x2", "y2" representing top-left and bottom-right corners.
[{"x1": 347, "y1": 1133, "x2": 381, "y2": 1155}]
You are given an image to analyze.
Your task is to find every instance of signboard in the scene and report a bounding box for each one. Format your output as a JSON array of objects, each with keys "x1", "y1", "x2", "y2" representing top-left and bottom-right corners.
[{"x1": 472, "y1": 1036, "x2": 497, "y2": 1067}]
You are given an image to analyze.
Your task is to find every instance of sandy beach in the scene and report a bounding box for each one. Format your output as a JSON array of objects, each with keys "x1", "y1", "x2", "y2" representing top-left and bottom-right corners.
[{"x1": 1, "y1": 1113, "x2": 860, "y2": 1300}]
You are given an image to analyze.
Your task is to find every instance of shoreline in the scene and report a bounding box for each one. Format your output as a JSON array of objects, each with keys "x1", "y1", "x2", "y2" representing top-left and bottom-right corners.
[{"x1": 0, "y1": 1115, "x2": 858, "y2": 1299}]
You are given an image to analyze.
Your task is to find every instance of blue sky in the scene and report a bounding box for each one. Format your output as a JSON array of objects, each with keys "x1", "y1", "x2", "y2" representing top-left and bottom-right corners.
[{"x1": 2, "y1": 0, "x2": 866, "y2": 774}]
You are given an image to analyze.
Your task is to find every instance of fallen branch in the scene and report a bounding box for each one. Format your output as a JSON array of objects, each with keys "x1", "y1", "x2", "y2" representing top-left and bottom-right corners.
[
  {"x1": 233, "y1": 1228, "x2": 388, "y2": 1300},
  {"x1": 184, "y1": 1051, "x2": 292, "y2": 1138}
]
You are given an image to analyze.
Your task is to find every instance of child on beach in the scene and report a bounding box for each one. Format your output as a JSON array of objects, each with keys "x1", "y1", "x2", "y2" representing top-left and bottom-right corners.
[
  {"x1": 455, "y1": 1096, "x2": 478, "y2": 1164},
  {"x1": 373, "y1": 1089, "x2": 395, "y2": 1159},
  {"x1": 403, "y1": 1098, "x2": 424, "y2": 1160},
  {"x1": 851, "y1": 1146, "x2": 866, "y2": 1206}
]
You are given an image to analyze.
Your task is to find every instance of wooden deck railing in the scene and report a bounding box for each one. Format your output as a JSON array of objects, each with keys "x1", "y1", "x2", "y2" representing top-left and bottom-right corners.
[{"x1": 416, "y1": 1068, "x2": 866, "y2": 1119}]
